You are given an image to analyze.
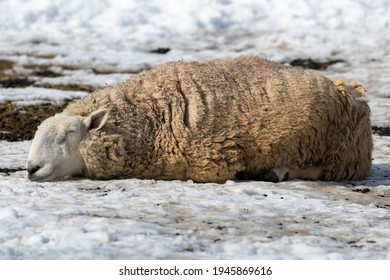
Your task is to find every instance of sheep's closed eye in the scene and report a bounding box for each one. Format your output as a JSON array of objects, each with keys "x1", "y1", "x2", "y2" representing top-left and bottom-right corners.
[
  {"x1": 59, "y1": 134, "x2": 67, "y2": 144},
  {"x1": 59, "y1": 130, "x2": 76, "y2": 144}
]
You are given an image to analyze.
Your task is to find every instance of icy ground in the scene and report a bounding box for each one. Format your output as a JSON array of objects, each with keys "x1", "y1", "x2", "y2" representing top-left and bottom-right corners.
[{"x1": 0, "y1": 0, "x2": 389, "y2": 259}]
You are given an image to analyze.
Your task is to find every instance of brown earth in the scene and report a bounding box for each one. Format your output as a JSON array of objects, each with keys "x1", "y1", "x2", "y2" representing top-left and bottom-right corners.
[{"x1": 0, "y1": 102, "x2": 67, "y2": 141}]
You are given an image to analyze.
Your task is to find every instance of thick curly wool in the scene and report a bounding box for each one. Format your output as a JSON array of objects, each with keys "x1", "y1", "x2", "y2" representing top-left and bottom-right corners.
[{"x1": 65, "y1": 56, "x2": 372, "y2": 182}]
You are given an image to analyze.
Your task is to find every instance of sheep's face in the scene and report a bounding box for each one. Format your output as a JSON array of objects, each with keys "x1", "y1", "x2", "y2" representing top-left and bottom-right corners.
[{"x1": 26, "y1": 109, "x2": 109, "y2": 181}]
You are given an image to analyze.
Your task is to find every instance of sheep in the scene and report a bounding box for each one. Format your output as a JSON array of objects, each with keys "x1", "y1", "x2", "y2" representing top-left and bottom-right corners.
[{"x1": 26, "y1": 56, "x2": 373, "y2": 183}]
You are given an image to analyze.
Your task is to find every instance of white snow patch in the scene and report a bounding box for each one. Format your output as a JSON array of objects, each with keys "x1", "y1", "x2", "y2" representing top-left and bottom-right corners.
[{"x1": 0, "y1": 87, "x2": 88, "y2": 105}]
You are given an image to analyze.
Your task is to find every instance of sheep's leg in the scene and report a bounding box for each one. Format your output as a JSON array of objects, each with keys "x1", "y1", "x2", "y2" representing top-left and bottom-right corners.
[{"x1": 270, "y1": 166, "x2": 323, "y2": 182}]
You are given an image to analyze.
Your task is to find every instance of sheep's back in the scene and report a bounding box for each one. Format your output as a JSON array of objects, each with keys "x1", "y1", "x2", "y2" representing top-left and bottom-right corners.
[{"x1": 161, "y1": 57, "x2": 341, "y2": 168}]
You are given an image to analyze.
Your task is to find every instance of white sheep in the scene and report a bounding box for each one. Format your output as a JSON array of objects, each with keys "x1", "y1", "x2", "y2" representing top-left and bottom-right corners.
[{"x1": 26, "y1": 56, "x2": 373, "y2": 183}]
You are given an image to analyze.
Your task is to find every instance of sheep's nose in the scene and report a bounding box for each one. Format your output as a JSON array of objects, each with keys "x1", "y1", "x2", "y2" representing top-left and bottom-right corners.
[{"x1": 27, "y1": 165, "x2": 41, "y2": 177}]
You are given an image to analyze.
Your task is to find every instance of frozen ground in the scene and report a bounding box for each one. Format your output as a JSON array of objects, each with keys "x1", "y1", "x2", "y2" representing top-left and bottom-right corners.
[{"x1": 0, "y1": 0, "x2": 389, "y2": 259}]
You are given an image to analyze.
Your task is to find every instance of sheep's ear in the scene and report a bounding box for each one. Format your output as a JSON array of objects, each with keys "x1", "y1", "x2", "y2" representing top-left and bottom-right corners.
[{"x1": 84, "y1": 109, "x2": 109, "y2": 131}]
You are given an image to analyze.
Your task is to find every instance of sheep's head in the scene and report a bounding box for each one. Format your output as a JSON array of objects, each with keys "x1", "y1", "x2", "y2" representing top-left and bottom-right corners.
[{"x1": 26, "y1": 109, "x2": 109, "y2": 181}]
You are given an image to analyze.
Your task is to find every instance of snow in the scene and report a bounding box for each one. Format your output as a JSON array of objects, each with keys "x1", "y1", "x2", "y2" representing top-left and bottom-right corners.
[
  {"x1": 0, "y1": 0, "x2": 390, "y2": 259},
  {"x1": 1, "y1": 143, "x2": 390, "y2": 259},
  {"x1": 0, "y1": 87, "x2": 88, "y2": 105}
]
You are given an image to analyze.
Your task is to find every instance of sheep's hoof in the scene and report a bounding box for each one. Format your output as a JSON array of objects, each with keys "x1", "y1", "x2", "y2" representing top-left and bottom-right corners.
[
  {"x1": 262, "y1": 170, "x2": 289, "y2": 182},
  {"x1": 261, "y1": 170, "x2": 280, "y2": 183},
  {"x1": 234, "y1": 169, "x2": 289, "y2": 182}
]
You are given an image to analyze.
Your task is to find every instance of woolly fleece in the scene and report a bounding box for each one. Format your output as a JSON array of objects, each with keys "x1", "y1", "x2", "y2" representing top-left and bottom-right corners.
[{"x1": 65, "y1": 56, "x2": 372, "y2": 182}]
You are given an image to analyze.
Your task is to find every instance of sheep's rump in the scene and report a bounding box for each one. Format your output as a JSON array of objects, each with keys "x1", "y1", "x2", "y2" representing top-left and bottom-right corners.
[{"x1": 66, "y1": 56, "x2": 372, "y2": 182}]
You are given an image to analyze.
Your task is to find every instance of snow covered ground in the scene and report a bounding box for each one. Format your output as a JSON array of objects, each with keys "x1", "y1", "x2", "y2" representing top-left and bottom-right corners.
[{"x1": 0, "y1": 0, "x2": 389, "y2": 259}]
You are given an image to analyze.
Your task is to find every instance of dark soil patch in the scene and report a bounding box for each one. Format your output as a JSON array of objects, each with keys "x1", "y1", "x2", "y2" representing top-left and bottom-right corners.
[
  {"x1": 92, "y1": 68, "x2": 141, "y2": 75},
  {"x1": 23, "y1": 63, "x2": 80, "y2": 72},
  {"x1": 0, "y1": 76, "x2": 96, "y2": 92},
  {"x1": 288, "y1": 58, "x2": 346, "y2": 70},
  {"x1": 0, "y1": 167, "x2": 25, "y2": 175},
  {"x1": 0, "y1": 102, "x2": 67, "y2": 141},
  {"x1": 23, "y1": 62, "x2": 142, "y2": 76},
  {"x1": 0, "y1": 60, "x2": 15, "y2": 79},
  {"x1": 33, "y1": 53, "x2": 57, "y2": 59},
  {"x1": 0, "y1": 77, "x2": 35, "y2": 88},
  {"x1": 150, "y1": 47, "x2": 171, "y2": 54},
  {"x1": 1, "y1": 58, "x2": 141, "y2": 91},
  {"x1": 38, "y1": 83, "x2": 96, "y2": 93},
  {"x1": 372, "y1": 126, "x2": 390, "y2": 136},
  {"x1": 0, "y1": 61, "x2": 95, "y2": 90},
  {"x1": 352, "y1": 188, "x2": 371, "y2": 194},
  {"x1": 33, "y1": 69, "x2": 63, "y2": 78}
]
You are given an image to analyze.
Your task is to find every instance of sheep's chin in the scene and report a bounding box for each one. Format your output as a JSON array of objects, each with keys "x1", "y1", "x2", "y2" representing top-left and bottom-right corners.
[{"x1": 28, "y1": 167, "x2": 58, "y2": 182}]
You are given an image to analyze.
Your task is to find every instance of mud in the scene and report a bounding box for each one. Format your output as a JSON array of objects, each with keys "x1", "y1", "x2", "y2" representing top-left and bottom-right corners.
[
  {"x1": 0, "y1": 102, "x2": 67, "y2": 141},
  {"x1": 288, "y1": 58, "x2": 346, "y2": 70}
]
